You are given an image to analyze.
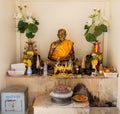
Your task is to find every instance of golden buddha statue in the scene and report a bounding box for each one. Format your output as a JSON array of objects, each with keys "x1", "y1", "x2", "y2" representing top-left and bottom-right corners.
[{"x1": 48, "y1": 29, "x2": 75, "y2": 61}]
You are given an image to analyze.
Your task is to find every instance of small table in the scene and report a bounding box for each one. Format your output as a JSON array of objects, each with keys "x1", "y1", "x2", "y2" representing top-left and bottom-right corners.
[{"x1": 33, "y1": 95, "x2": 89, "y2": 114}]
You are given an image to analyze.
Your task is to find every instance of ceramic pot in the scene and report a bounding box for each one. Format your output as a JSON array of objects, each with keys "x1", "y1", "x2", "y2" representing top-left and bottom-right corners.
[{"x1": 26, "y1": 41, "x2": 35, "y2": 51}]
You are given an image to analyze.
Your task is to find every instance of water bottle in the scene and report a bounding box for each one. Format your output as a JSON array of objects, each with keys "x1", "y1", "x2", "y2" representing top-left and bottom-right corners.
[
  {"x1": 43, "y1": 63, "x2": 48, "y2": 76},
  {"x1": 68, "y1": 58, "x2": 73, "y2": 65},
  {"x1": 56, "y1": 57, "x2": 60, "y2": 66}
]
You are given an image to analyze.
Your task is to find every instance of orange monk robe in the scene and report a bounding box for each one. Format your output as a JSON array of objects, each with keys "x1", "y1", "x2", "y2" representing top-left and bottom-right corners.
[{"x1": 51, "y1": 39, "x2": 73, "y2": 60}]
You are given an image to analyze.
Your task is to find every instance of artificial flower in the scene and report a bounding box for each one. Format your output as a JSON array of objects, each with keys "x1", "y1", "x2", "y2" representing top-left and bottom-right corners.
[
  {"x1": 27, "y1": 51, "x2": 34, "y2": 56},
  {"x1": 84, "y1": 9, "x2": 108, "y2": 42},
  {"x1": 27, "y1": 59, "x2": 32, "y2": 66},
  {"x1": 23, "y1": 51, "x2": 34, "y2": 66},
  {"x1": 15, "y1": 4, "x2": 39, "y2": 41}
]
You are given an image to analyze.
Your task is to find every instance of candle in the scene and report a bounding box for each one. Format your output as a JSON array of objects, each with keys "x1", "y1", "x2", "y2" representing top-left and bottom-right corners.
[
  {"x1": 98, "y1": 42, "x2": 100, "y2": 53},
  {"x1": 95, "y1": 42, "x2": 98, "y2": 53}
]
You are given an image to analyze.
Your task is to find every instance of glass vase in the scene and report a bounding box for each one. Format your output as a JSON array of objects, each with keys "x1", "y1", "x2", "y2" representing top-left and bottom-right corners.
[{"x1": 27, "y1": 66, "x2": 32, "y2": 76}]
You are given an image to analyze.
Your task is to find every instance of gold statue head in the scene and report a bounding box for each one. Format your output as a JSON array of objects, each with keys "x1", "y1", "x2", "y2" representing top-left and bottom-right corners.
[{"x1": 57, "y1": 29, "x2": 67, "y2": 42}]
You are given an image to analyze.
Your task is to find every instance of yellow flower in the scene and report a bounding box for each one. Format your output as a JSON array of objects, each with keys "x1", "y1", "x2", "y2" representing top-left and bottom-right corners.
[
  {"x1": 23, "y1": 59, "x2": 27, "y2": 63},
  {"x1": 27, "y1": 51, "x2": 34, "y2": 56},
  {"x1": 23, "y1": 50, "x2": 34, "y2": 66},
  {"x1": 27, "y1": 59, "x2": 32, "y2": 66},
  {"x1": 23, "y1": 59, "x2": 28, "y2": 66},
  {"x1": 91, "y1": 59, "x2": 98, "y2": 66}
]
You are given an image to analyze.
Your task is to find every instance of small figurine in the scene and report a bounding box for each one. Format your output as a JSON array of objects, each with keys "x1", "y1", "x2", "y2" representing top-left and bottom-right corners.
[
  {"x1": 32, "y1": 49, "x2": 41, "y2": 74},
  {"x1": 85, "y1": 54, "x2": 92, "y2": 75},
  {"x1": 56, "y1": 57, "x2": 60, "y2": 66}
]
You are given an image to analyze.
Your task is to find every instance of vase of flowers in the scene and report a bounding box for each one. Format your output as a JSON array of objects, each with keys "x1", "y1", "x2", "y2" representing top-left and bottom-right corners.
[
  {"x1": 16, "y1": 5, "x2": 39, "y2": 42},
  {"x1": 15, "y1": 4, "x2": 39, "y2": 55},
  {"x1": 23, "y1": 51, "x2": 34, "y2": 75},
  {"x1": 84, "y1": 9, "x2": 108, "y2": 53}
]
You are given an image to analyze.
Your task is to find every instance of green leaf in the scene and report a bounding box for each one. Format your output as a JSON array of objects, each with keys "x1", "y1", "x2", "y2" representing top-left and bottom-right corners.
[
  {"x1": 100, "y1": 24, "x2": 107, "y2": 32},
  {"x1": 34, "y1": 44, "x2": 37, "y2": 48},
  {"x1": 84, "y1": 25, "x2": 90, "y2": 29},
  {"x1": 18, "y1": 20, "x2": 28, "y2": 33},
  {"x1": 85, "y1": 33, "x2": 96, "y2": 42},
  {"x1": 95, "y1": 25, "x2": 102, "y2": 31},
  {"x1": 28, "y1": 24, "x2": 38, "y2": 33},
  {"x1": 35, "y1": 21, "x2": 39, "y2": 25},
  {"x1": 94, "y1": 24, "x2": 107, "y2": 37},
  {"x1": 91, "y1": 55, "x2": 99, "y2": 61},
  {"x1": 94, "y1": 29, "x2": 102, "y2": 37},
  {"x1": 26, "y1": 32, "x2": 35, "y2": 38}
]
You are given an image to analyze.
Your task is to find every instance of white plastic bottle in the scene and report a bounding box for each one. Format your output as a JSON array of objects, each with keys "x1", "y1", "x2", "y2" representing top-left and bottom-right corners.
[{"x1": 43, "y1": 63, "x2": 48, "y2": 76}]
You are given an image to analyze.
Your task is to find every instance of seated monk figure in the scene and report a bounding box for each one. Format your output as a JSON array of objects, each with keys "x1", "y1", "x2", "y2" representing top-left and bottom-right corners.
[{"x1": 48, "y1": 29, "x2": 75, "y2": 61}]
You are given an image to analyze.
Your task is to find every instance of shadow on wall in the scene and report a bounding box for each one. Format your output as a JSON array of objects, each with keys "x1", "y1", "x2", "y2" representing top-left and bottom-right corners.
[{"x1": 73, "y1": 83, "x2": 116, "y2": 107}]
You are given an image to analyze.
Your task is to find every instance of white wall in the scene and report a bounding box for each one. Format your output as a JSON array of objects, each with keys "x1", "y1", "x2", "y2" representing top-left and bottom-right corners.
[
  {"x1": 18, "y1": 0, "x2": 109, "y2": 62},
  {"x1": 108, "y1": 0, "x2": 120, "y2": 109},
  {"x1": 0, "y1": 0, "x2": 16, "y2": 90}
]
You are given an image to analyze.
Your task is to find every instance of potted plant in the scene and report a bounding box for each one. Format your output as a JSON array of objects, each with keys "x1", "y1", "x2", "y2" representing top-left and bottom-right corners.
[{"x1": 23, "y1": 51, "x2": 34, "y2": 75}]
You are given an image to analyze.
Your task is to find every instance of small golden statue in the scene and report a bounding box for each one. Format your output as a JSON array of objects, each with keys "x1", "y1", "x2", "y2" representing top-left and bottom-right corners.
[{"x1": 48, "y1": 28, "x2": 75, "y2": 61}]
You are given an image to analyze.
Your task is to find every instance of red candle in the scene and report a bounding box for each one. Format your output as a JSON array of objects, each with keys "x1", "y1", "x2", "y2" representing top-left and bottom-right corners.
[{"x1": 98, "y1": 42, "x2": 100, "y2": 53}]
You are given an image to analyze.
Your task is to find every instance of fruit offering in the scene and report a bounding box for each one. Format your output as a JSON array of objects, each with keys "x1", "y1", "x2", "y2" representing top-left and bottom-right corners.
[
  {"x1": 104, "y1": 67, "x2": 113, "y2": 73},
  {"x1": 72, "y1": 94, "x2": 88, "y2": 102}
]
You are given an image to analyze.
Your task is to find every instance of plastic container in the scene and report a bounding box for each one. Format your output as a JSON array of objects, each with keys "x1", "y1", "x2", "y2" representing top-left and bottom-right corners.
[
  {"x1": 1, "y1": 86, "x2": 28, "y2": 114},
  {"x1": 103, "y1": 72, "x2": 118, "y2": 77},
  {"x1": 43, "y1": 63, "x2": 48, "y2": 76}
]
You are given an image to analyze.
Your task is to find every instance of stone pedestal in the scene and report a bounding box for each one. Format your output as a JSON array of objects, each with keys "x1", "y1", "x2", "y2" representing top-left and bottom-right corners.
[{"x1": 33, "y1": 95, "x2": 89, "y2": 114}]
